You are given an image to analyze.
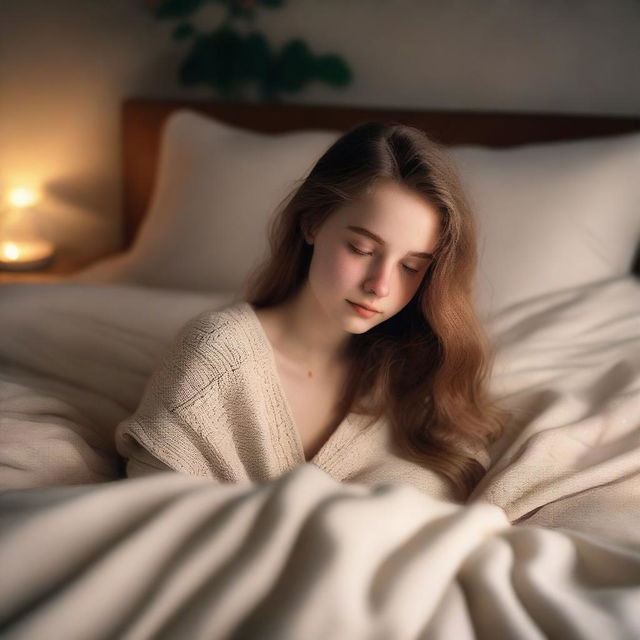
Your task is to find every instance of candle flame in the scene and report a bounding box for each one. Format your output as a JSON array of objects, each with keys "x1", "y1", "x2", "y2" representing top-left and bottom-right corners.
[
  {"x1": 1, "y1": 242, "x2": 21, "y2": 260},
  {"x1": 7, "y1": 187, "x2": 39, "y2": 208}
]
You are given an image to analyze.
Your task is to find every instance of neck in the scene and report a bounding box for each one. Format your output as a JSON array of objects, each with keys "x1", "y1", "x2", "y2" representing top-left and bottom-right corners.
[{"x1": 267, "y1": 287, "x2": 351, "y2": 373}]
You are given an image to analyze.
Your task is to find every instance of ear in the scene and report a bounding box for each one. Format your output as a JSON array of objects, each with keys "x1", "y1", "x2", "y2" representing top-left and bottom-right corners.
[{"x1": 301, "y1": 218, "x2": 315, "y2": 245}]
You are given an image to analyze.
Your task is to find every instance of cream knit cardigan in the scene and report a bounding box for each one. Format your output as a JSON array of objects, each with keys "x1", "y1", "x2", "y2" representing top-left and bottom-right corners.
[{"x1": 115, "y1": 301, "x2": 459, "y2": 502}]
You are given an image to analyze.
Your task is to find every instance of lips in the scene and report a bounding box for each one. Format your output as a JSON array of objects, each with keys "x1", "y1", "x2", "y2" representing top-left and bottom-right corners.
[
  {"x1": 353, "y1": 302, "x2": 379, "y2": 312},
  {"x1": 348, "y1": 300, "x2": 380, "y2": 313}
]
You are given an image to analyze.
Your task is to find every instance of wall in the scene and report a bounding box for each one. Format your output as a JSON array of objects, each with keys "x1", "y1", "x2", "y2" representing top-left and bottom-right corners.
[{"x1": 0, "y1": 0, "x2": 638, "y2": 258}]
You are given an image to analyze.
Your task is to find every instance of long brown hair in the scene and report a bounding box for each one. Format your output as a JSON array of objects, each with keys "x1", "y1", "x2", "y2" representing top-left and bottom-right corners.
[{"x1": 242, "y1": 121, "x2": 510, "y2": 501}]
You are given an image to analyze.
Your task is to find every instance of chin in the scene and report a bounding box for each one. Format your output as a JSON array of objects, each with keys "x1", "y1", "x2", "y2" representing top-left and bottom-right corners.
[
  {"x1": 350, "y1": 326, "x2": 374, "y2": 335},
  {"x1": 347, "y1": 315, "x2": 383, "y2": 333}
]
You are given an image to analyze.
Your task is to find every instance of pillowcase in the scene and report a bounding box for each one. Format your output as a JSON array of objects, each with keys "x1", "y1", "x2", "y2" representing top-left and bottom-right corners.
[
  {"x1": 72, "y1": 109, "x2": 640, "y2": 319},
  {"x1": 450, "y1": 133, "x2": 640, "y2": 318},
  {"x1": 71, "y1": 110, "x2": 341, "y2": 291}
]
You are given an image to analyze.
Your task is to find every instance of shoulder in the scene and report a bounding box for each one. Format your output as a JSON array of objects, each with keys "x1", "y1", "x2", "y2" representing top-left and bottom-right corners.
[
  {"x1": 142, "y1": 301, "x2": 263, "y2": 412},
  {"x1": 181, "y1": 301, "x2": 252, "y2": 345},
  {"x1": 170, "y1": 300, "x2": 262, "y2": 377}
]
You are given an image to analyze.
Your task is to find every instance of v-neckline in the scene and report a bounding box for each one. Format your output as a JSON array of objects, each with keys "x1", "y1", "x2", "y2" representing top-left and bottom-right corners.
[{"x1": 242, "y1": 301, "x2": 352, "y2": 465}]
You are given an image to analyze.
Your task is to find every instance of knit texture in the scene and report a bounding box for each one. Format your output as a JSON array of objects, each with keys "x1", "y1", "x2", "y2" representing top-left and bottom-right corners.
[{"x1": 115, "y1": 301, "x2": 458, "y2": 501}]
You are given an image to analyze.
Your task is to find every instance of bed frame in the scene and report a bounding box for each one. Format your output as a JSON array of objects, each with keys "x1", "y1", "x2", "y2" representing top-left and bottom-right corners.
[{"x1": 121, "y1": 98, "x2": 640, "y2": 272}]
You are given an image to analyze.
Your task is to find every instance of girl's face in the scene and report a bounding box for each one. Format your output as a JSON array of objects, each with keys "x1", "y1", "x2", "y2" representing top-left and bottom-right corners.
[{"x1": 304, "y1": 178, "x2": 441, "y2": 333}]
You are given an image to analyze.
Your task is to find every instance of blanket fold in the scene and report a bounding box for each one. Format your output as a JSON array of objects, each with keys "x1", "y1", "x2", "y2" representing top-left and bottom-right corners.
[{"x1": 2, "y1": 464, "x2": 639, "y2": 640}]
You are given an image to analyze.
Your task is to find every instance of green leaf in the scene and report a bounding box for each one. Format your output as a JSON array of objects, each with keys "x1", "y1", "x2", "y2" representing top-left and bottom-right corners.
[
  {"x1": 178, "y1": 26, "x2": 248, "y2": 95},
  {"x1": 275, "y1": 39, "x2": 314, "y2": 92},
  {"x1": 178, "y1": 35, "x2": 210, "y2": 85},
  {"x1": 172, "y1": 22, "x2": 196, "y2": 40},
  {"x1": 153, "y1": 0, "x2": 206, "y2": 19},
  {"x1": 228, "y1": 5, "x2": 255, "y2": 19},
  {"x1": 315, "y1": 54, "x2": 352, "y2": 87},
  {"x1": 240, "y1": 31, "x2": 272, "y2": 81}
]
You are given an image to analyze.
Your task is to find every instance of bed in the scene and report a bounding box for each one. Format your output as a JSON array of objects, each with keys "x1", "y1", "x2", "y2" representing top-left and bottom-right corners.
[{"x1": 1, "y1": 99, "x2": 639, "y2": 639}]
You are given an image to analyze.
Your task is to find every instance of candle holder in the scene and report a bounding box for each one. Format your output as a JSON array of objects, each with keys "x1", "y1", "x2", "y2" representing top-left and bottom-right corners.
[{"x1": 0, "y1": 188, "x2": 56, "y2": 271}]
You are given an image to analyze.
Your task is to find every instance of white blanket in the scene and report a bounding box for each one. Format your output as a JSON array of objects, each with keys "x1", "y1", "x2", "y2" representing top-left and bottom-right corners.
[
  {"x1": 1, "y1": 464, "x2": 638, "y2": 639},
  {"x1": 1, "y1": 276, "x2": 639, "y2": 638}
]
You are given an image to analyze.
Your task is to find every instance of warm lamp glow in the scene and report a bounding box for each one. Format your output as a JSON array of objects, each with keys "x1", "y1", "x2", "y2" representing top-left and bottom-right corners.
[
  {"x1": 0, "y1": 186, "x2": 54, "y2": 271},
  {"x1": 0, "y1": 239, "x2": 55, "y2": 270},
  {"x1": 7, "y1": 187, "x2": 39, "y2": 208},
  {"x1": 2, "y1": 242, "x2": 21, "y2": 260}
]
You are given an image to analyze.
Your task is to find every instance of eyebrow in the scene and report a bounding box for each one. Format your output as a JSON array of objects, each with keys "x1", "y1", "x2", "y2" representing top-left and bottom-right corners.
[{"x1": 346, "y1": 225, "x2": 434, "y2": 259}]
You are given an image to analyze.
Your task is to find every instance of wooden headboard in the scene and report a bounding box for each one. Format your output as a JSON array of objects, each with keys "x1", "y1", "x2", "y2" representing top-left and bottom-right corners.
[{"x1": 121, "y1": 98, "x2": 640, "y2": 269}]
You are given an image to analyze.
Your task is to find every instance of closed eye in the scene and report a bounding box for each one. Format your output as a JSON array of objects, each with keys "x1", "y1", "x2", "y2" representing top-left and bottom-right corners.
[{"x1": 348, "y1": 244, "x2": 420, "y2": 274}]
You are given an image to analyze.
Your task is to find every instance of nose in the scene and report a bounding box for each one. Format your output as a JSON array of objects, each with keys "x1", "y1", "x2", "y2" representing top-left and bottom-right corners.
[{"x1": 363, "y1": 260, "x2": 391, "y2": 298}]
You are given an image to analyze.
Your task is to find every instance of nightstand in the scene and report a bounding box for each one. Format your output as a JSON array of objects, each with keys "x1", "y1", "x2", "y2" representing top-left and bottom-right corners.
[{"x1": 0, "y1": 249, "x2": 102, "y2": 284}]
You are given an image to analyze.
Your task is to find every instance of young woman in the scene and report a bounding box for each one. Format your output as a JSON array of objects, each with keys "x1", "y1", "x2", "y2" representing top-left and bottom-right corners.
[{"x1": 115, "y1": 121, "x2": 509, "y2": 503}]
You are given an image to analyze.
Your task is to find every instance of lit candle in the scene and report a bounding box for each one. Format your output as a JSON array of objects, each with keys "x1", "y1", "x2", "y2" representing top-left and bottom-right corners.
[
  {"x1": 8, "y1": 187, "x2": 39, "y2": 208},
  {"x1": 0, "y1": 239, "x2": 55, "y2": 270},
  {"x1": 0, "y1": 187, "x2": 55, "y2": 271}
]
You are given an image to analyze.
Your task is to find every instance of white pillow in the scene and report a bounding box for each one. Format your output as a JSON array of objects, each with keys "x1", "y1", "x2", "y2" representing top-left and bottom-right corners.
[
  {"x1": 450, "y1": 133, "x2": 640, "y2": 318},
  {"x1": 72, "y1": 110, "x2": 341, "y2": 291},
  {"x1": 72, "y1": 110, "x2": 640, "y2": 319}
]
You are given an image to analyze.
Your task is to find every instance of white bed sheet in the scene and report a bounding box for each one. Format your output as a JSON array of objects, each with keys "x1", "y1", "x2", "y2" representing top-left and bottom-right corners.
[
  {"x1": 0, "y1": 282, "x2": 237, "y2": 487},
  {"x1": 0, "y1": 277, "x2": 639, "y2": 527}
]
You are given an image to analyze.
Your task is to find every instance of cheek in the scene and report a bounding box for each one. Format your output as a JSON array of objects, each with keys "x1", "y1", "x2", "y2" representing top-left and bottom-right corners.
[
  {"x1": 310, "y1": 246, "x2": 361, "y2": 289},
  {"x1": 404, "y1": 275, "x2": 427, "y2": 305},
  {"x1": 334, "y1": 252, "x2": 363, "y2": 286}
]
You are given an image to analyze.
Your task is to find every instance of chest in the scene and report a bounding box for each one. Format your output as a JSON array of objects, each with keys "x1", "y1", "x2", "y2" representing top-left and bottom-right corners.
[{"x1": 273, "y1": 358, "x2": 349, "y2": 462}]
